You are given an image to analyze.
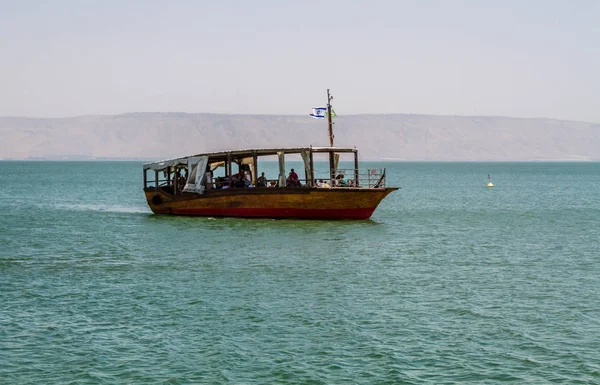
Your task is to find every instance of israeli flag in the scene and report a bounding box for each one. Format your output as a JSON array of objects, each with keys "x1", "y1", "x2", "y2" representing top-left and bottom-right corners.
[{"x1": 310, "y1": 107, "x2": 327, "y2": 119}]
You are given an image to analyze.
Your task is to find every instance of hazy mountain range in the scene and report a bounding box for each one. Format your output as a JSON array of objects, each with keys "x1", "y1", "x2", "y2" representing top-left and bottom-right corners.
[{"x1": 0, "y1": 113, "x2": 598, "y2": 161}]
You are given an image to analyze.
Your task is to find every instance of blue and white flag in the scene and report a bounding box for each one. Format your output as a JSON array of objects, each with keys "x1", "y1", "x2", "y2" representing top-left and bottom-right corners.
[{"x1": 309, "y1": 107, "x2": 327, "y2": 119}]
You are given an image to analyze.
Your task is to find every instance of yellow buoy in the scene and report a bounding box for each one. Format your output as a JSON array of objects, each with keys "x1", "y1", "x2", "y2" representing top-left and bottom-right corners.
[
  {"x1": 486, "y1": 174, "x2": 494, "y2": 187},
  {"x1": 487, "y1": 182, "x2": 494, "y2": 188}
]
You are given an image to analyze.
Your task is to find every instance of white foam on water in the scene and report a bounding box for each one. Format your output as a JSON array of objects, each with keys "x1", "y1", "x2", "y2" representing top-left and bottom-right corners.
[{"x1": 53, "y1": 202, "x2": 150, "y2": 214}]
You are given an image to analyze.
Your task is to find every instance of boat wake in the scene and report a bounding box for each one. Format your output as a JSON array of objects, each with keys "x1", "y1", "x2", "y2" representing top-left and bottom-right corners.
[{"x1": 53, "y1": 202, "x2": 150, "y2": 214}]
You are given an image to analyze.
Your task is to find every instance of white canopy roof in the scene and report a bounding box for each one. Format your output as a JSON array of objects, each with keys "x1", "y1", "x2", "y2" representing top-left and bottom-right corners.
[{"x1": 143, "y1": 147, "x2": 358, "y2": 170}]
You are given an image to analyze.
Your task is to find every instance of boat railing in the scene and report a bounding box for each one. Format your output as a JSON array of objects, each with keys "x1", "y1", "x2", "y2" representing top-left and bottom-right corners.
[
  {"x1": 146, "y1": 169, "x2": 387, "y2": 192},
  {"x1": 143, "y1": 172, "x2": 186, "y2": 193},
  {"x1": 317, "y1": 168, "x2": 387, "y2": 188}
]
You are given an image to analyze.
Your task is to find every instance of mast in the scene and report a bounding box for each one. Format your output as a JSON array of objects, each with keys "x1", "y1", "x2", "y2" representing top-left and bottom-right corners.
[
  {"x1": 327, "y1": 89, "x2": 335, "y2": 182},
  {"x1": 327, "y1": 89, "x2": 334, "y2": 147}
]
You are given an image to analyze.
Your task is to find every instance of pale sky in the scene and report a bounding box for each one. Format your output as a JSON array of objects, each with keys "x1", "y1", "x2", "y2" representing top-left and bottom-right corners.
[{"x1": 1, "y1": 0, "x2": 599, "y2": 122}]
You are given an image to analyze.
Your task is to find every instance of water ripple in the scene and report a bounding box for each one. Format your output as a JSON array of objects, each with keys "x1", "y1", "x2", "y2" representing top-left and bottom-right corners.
[{"x1": 2, "y1": 161, "x2": 600, "y2": 383}]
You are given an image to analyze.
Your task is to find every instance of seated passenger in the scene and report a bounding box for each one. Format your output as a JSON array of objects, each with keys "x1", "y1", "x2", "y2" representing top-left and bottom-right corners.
[
  {"x1": 286, "y1": 168, "x2": 300, "y2": 187},
  {"x1": 176, "y1": 171, "x2": 187, "y2": 192},
  {"x1": 257, "y1": 172, "x2": 267, "y2": 187},
  {"x1": 234, "y1": 174, "x2": 246, "y2": 188},
  {"x1": 241, "y1": 165, "x2": 252, "y2": 183},
  {"x1": 335, "y1": 174, "x2": 348, "y2": 187},
  {"x1": 205, "y1": 171, "x2": 214, "y2": 190}
]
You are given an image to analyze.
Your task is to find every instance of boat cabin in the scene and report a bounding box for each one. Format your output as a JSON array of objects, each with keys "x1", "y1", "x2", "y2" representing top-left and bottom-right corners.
[{"x1": 143, "y1": 147, "x2": 387, "y2": 196}]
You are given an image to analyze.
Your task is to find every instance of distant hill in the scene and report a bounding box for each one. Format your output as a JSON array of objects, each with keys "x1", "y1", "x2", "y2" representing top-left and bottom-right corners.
[{"x1": 0, "y1": 113, "x2": 598, "y2": 161}]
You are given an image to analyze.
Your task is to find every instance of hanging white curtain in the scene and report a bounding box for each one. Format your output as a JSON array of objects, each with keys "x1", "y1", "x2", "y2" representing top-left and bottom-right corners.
[
  {"x1": 183, "y1": 156, "x2": 209, "y2": 194},
  {"x1": 300, "y1": 149, "x2": 312, "y2": 186},
  {"x1": 277, "y1": 151, "x2": 286, "y2": 187}
]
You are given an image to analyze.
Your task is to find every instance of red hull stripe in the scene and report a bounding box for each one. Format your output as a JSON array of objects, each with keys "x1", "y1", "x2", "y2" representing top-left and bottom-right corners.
[{"x1": 170, "y1": 207, "x2": 375, "y2": 219}]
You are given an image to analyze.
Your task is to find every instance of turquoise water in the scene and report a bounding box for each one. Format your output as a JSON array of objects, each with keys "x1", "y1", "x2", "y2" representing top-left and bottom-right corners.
[{"x1": 1, "y1": 161, "x2": 599, "y2": 384}]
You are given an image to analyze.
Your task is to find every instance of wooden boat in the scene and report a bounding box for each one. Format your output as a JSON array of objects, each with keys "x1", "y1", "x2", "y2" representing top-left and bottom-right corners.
[{"x1": 142, "y1": 91, "x2": 398, "y2": 219}]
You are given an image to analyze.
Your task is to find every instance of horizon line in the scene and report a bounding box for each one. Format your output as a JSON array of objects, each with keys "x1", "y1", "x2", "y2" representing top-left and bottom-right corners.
[
  {"x1": 1, "y1": 157, "x2": 598, "y2": 163},
  {"x1": 0, "y1": 111, "x2": 596, "y2": 125}
]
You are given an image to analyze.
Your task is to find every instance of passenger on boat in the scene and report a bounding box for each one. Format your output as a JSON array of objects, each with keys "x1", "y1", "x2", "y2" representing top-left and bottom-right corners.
[
  {"x1": 176, "y1": 171, "x2": 187, "y2": 192},
  {"x1": 233, "y1": 165, "x2": 251, "y2": 184},
  {"x1": 319, "y1": 179, "x2": 331, "y2": 188},
  {"x1": 243, "y1": 170, "x2": 252, "y2": 184},
  {"x1": 269, "y1": 180, "x2": 276, "y2": 188},
  {"x1": 287, "y1": 168, "x2": 300, "y2": 187},
  {"x1": 205, "y1": 171, "x2": 213, "y2": 190},
  {"x1": 233, "y1": 174, "x2": 245, "y2": 188},
  {"x1": 335, "y1": 174, "x2": 348, "y2": 187},
  {"x1": 257, "y1": 172, "x2": 267, "y2": 187}
]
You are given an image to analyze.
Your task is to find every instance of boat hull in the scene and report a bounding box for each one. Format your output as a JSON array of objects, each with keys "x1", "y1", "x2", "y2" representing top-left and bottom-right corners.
[{"x1": 144, "y1": 187, "x2": 398, "y2": 219}]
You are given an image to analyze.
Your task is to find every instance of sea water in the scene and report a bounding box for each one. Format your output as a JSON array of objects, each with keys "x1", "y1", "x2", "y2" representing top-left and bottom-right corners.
[{"x1": 1, "y1": 161, "x2": 599, "y2": 384}]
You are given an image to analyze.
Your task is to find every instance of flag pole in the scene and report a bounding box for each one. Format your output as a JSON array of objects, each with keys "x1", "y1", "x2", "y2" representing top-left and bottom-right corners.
[
  {"x1": 327, "y1": 89, "x2": 335, "y2": 182},
  {"x1": 327, "y1": 89, "x2": 334, "y2": 147}
]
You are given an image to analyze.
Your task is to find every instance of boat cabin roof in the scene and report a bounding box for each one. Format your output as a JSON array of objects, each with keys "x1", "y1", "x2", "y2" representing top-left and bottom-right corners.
[{"x1": 143, "y1": 146, "x2": 358, "y2": 171}]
